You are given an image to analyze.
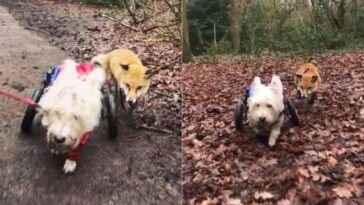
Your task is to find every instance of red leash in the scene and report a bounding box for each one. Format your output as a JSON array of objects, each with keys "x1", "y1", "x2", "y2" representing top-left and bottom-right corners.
[{"x1": 0, "y1": 88, "x2": 37, "y2": 106}]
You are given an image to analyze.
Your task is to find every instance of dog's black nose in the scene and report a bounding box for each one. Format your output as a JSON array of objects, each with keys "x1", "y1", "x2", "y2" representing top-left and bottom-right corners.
[
  {"x1": 54, "y1": 136, "x2": 66, "y2": 144},
  {"x1": 259, "y1": 117, "x2": 266, "y2": 122}
]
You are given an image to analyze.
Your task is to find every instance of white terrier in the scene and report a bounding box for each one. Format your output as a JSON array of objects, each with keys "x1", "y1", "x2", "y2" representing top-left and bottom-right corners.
[
  {"x1": 37, "y1": 59, "x2": 105, "y2": 173},
  {"x1": 247, "y1": 75, "x2": 285, "y2": 147}
]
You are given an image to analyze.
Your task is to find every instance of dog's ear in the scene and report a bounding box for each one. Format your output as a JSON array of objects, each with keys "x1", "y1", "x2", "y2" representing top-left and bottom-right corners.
[
  {"x1": 91, "y1": 54, "x2": 109, "y2": 70},
  {"x1": 270, "y1": 75, "x2": 283, "y2": 93},
  {"x1": 37, "y1": 108, "x2": 50, "y2": 126},
  {"x1": 251, "y1": 76, "x2": 262, "y2": 86},
  {"x1": 311, "y1": 75, "x2": 318, "y2": 83}
]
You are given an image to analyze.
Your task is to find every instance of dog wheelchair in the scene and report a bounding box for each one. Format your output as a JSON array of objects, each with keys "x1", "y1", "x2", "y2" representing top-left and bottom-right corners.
[
  {"x1": 235, "y1": 86, "x2": 300, "y2": 131},
  {"x1": 21, "y1": 65, "x2": 119, "y2": 139}
]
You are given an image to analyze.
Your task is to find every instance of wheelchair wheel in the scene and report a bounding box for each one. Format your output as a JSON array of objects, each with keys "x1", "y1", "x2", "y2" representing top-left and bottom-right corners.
[
  {"x1": 104, "y1": 93, "x2": 118, "y2": 139},
  {"x1": 285, "y1": 97, "x2": 300, "y2": 126},
  {"x1": 235, "y1": 99, "x2": 246, "y2": 130},
  {"x1": 21, "y1": 88, "x2": 43, "y2": 134}
]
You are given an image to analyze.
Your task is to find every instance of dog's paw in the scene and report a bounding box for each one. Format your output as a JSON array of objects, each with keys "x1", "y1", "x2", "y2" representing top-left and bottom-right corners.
[
  {"x1": 268, "y1": 138, "x2": 277, "y2": 147},
  {"x1": 63, "y1": 159, "x2": 77, "y2": 174}
]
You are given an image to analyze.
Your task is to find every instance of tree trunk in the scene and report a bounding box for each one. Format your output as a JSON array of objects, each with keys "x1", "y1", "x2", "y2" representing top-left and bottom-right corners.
[
  {"x1": 228, "y1": 0, "x2": 241, "y2": 53},
  {"x1": 353, "y1": 0, "x2": 357, "y2": 34},
  {"x1": 323, "y1": 0, "x2": 346, "y2": 29},
  {"x1": 337, "y1": 0, "x2": 346, "y2": 28},
  {"x1": 182, "y1": 0, "x2": 193, "y2": 62}
]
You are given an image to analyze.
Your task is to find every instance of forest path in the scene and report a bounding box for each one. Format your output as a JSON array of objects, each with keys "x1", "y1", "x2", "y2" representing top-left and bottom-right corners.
[{"x1": 0, "y1": 4, "x2": 180, "y2": 205}]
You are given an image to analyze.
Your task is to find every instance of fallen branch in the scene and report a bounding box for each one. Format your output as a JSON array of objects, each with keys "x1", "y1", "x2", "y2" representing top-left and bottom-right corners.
[
  {"x1": 139, "y1": 124, "x2": 173, "y2": 134},
  {"x1": 123, "y1": 0, "x2": 139, "y2": 24},
  {"x1": 144, "y1": 55, "x2": 181, "y2": 70},
  {"x1": 162, "y1": 0, "x2": 181, "y2": 23},
  {"x1": 153, "y1": 90, "x2": 175, "y2": 99},
  {"x1": 142, "y1": 22, "x2": 179, "y2": 33},
  {"x1": 160, "y1": 56, "x2": 181, "y2": 70},
  {"x1": 102, "y1": 15, "x2": 139, "y2": 31}
]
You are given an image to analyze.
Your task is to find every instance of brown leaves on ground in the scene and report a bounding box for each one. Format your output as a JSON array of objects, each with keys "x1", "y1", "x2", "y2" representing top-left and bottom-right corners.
[{"x1": 182, "y1": 52, "x2": 364, "y2": 204}]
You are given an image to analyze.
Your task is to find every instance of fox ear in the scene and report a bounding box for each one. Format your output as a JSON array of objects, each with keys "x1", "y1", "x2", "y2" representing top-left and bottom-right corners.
[
  {"x1": 91, "y1": 54, "x2": 109, "y2": 69},
  {"x1": 295, "y1": 74, "x2": 302, "y2": 79},
  {"x1": 144, "y1": 69, "x2": 154, "y2": 79},
  {"x1": 311, "y1": 75, "x2": 318, "y2": 83},
  {"x1": 120, "y1": 64, "x2": 129, "y2": 71}
]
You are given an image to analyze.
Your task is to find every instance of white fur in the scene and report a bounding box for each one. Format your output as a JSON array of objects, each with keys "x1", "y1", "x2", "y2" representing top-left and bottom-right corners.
[
  {"x1": 247, "y1": 75, "x2": 284, "y2": 147},
  {"x1": 63, "y1": 159, "x2": 77, "y2": 174},
  {"x1": 37, "y1": 59, "x2": 105, "y2": 173}
]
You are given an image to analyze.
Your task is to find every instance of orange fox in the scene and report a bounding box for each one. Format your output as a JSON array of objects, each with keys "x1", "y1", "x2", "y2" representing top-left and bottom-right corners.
[
  {"x1": 91, "y1": 49, "x2": 151, "y2": 105},
  {"x1": 294, "y1": 63, "x2": 321, "y2": 104}
]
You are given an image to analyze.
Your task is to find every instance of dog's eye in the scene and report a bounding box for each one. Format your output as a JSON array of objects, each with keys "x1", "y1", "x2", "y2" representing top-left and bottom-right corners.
[
  {"x1": 73, "y1": 115, "x2": 79, "y2": 120},
  {"x1": 126, "y1": 83, "x2": 130, "y2": 89},
  {"x1": 256, "y1": 104, "x2": 260, "y2": 107},
  {"x1": 136, "y1": 86, "x2": 142, "y2": 91},
  {"x1": 267, "y1": 104, "x2": 272, "y2": 108}
]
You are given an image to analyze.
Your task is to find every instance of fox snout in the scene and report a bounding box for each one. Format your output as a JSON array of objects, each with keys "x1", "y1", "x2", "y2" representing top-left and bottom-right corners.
[
  {"x1": 121, "y1": 86, "x2": 138, "y2": 105},
  {"x1": 126, "y1": 95, "x2": 137, "y2": 104},
  {"x1": 297, "y1": 87, "x2": 310, "y2": 99},
  {"x1": 297, "y1": 88, "x2": 316, "y2": 104},
  {"x1": 297, "y1": 89, "x2": 308, "y2": 99}
]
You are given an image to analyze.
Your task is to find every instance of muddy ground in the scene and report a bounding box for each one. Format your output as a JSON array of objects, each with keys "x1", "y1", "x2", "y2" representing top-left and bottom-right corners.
[
  {"x1": 183, "y1": 53, "x2": 364, "y2": 204},
  {"x1": 0, "y1": 1, "x2": 181, "y2": 205}
]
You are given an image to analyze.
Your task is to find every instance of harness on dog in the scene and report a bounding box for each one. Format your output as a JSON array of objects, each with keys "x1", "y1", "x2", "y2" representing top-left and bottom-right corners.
[
  {"x1": 45, "y1": 64, "x2": 95, "y2": 160},
  {"x1": 45, "y1": 64, "x2": 95, "y2": 84}
]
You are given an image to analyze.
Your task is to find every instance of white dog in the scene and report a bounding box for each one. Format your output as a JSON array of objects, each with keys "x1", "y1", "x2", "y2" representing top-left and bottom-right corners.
[
  {"x1": 247, "y1": 75, "x2": 285, "y2": 147},
  {"x1": 37, "y1": 59, "x2": 105, "y2": 173}
]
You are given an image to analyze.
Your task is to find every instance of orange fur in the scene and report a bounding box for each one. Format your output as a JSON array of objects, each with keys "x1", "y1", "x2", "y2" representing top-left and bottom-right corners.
[
  {"x1": 294, "y1": 63, "x2": 321, "y2": 98},
  {"x1": 91, "y1": 49, "x2": 150, "y2": 103}
]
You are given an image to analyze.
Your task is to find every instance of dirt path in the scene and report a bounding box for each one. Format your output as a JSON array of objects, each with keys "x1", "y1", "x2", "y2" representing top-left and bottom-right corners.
[{"x1": 0, "y1": 5, "x2": 181, "y2": 205}]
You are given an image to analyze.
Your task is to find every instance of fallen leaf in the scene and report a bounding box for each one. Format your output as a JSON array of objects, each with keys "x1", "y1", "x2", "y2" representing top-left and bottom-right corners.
[
  {"x1": 327, "y1": 156, "x2": 338, "y2": 166},
  {"x1": 226, "y1": 198, "x2": 242, "y2": 205},
  {"x1": 298, "y1": 168, "x2": 310, "y2": 178},
  {"x1": 277, "y1": 199, "x2": 291, "y2": 205},
  {"x1": 254, "y1": 191, "x2": 274, "y2": 200},
  {"x1": 333, "y1": 186, "x2": 353, "y2": 198}
]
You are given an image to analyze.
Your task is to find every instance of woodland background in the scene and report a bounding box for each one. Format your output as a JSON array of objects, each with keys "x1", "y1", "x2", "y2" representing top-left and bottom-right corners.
[{"x1": 183, "y1": 0, "x2": 364, "y2": 61}]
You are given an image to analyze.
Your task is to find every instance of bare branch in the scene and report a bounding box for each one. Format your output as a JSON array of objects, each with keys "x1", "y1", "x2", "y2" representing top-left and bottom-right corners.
[{"x1": 102, "y1": 14, "x2": 139, "y2": 31}]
